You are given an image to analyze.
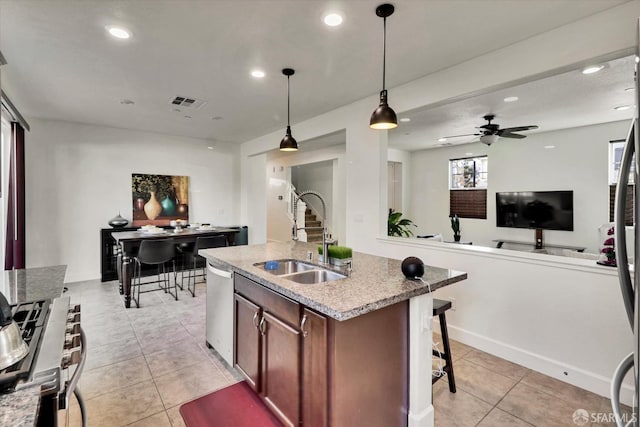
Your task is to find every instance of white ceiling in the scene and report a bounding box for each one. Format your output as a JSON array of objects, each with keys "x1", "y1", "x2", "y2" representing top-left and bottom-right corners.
[
  {"x1": 389, "y1": 54, "x2": 636, "y2": 151},
  {"x1": 0, "y1": 0, "x2": 630, "y2": 144}
]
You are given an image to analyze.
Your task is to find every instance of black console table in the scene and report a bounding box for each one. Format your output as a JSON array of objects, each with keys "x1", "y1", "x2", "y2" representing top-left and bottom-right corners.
[
  {"x1": 493, "y1": 239, "x2": 585, "y2": 252},
  {"x1": 101, "y1": 227, "x2": 138, "y2": 282}
]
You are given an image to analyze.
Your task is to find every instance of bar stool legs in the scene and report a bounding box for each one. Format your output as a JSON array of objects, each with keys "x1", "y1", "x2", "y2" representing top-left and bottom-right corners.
[{"x1": 432, "y1": 299, "x2": 456, "y2": 393}]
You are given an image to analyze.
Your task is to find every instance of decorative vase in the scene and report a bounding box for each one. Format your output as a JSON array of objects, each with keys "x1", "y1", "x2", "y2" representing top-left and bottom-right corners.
[
  {"x1": 108, "y1": 212, "x2": 129, "y2": 228},
  {"x1": 177, "y1": 204, "x2": 189, "y2": 215},
  {"x1": 135, "y1": 198, "x2": 145, "y2": 211},
  {"x1": 454, "y1": 234, "x2": 461, "y2": 242},
  {"x1": 144, "y1": 191, "x2": 162, "y2": 220},
  {"x1": 161, "y1": 196, "x2": 176, "y2": 216}
]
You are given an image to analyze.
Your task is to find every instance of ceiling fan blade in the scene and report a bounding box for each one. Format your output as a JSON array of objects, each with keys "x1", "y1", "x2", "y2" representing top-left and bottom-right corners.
[
  {"x1": 499, "y1": 125, "x2": 538, "y2": 133},
  {"x1": 499, "y1": 132, "x2": 527, "y2": 139},
  {"x1": 442, "y1": 133, "x2": 481, "y2": 138}
]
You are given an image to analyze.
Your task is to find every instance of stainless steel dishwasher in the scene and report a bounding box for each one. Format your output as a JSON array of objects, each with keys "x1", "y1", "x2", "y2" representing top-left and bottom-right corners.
[{"x1": 205, "y1": 261, "x2": 234, "y2": 366}]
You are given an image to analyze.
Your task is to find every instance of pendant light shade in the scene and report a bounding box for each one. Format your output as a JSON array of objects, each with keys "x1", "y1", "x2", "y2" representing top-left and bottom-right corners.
[
  {"x1": 370, "y1": 3, "x2": 397, "y2": 130},
  {"x1": 280, "y1": 68, "x2": 298, "y2": 151}
]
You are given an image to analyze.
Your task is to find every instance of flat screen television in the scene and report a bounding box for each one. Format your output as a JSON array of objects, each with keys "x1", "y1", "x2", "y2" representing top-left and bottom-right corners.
[{"x1": 496, "y1": 191, "x2": 574, "y2": 231}]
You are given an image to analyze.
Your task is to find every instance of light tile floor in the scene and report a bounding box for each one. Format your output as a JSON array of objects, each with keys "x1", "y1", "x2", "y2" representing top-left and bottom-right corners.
[{"x1": 61, "y1": 278, "x2": 627, "y2": 426}]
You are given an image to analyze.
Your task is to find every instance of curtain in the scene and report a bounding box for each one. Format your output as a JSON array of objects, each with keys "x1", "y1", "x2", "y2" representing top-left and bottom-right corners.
[{"x1": 4, "y1": 121, "x2": 24, "y2": 269}]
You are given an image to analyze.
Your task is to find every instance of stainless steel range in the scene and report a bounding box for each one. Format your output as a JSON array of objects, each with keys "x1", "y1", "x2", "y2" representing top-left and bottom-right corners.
[{"x1": 0, "y1": 296, "x2": 86, "y2": 426}]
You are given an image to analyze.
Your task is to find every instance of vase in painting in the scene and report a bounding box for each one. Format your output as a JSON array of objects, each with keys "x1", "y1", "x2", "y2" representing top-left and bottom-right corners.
[
  {"x1": 144, "y1": 191, "x2": 162, "y2": 220},
  {"x1": 161, "y1": 196, "x2": 176, "y2": 216},
  {"x1": 135, "y1": 198, "x2": 145, "y2": 211}
]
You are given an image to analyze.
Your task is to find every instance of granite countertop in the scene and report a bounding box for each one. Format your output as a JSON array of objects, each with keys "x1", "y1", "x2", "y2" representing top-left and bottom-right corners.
[
  {"x1": 0, "y1": 385, "x2": 41, "y2": 427},
  {"x1": 0, "y1": 265, "x2": 67, "y2": 305},
  {"x1": 0, "y1": 265, "x2": 67, "y2": 427},
  {"x1": 200, "y1": 241, "x2": 467, "y2": 321}
]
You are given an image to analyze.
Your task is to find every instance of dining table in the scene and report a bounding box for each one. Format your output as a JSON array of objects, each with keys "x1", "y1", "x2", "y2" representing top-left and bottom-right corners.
[{"x1": 112, "y1": 227, "x2": 239, "y2": 308}]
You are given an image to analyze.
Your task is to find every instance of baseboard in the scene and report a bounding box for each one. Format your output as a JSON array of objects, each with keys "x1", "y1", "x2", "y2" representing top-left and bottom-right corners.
[
  {"x1": 444, "y1": 324, "x2": 635, "y2": 407},
  {"x1": 408, "y1": 404, "x2": 434, "y2": 427},
  {"x1": 64, "y1": 272, "x2": 101, "y2": 284}
]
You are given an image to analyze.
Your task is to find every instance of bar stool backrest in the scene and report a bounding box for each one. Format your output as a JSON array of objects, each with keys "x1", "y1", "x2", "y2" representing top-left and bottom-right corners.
[
  {"x1": 137, "y1": 238, "x2": 176, "y2": 265},
  {"x1": 194, "y1": 235, "x2": 227, "y2": 253}
]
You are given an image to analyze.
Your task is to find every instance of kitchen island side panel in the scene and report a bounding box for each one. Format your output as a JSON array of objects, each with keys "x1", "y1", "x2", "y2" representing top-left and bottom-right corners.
[{"x1": 328, "y1": 300, "x2": 409, "y2": 427}]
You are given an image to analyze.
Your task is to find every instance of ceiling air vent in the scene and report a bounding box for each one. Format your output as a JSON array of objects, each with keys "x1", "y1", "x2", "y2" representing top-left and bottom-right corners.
[{"x1": 170, "y1": 95, "x2": 207, "y2": 110}]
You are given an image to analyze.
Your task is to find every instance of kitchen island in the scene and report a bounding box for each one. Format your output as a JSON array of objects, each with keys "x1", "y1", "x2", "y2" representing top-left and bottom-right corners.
[{"x1": 200, "y1": 241, "x2": 467, "y2": 427}]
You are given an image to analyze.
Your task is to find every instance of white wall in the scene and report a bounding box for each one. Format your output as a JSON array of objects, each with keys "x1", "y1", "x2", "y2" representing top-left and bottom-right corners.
[
  {"x1": 291, "y1": 160, "x2": 333, "y2": 233},
  {"x1": 266, "y1": 144, "x2": 346, "y2": 244},
  {"x1": 25, "y1": 118, "x2": 240, "y2": 282},
  {"x1": 388, "y1": 147, "x2": 412, "y2": 215},
  {"x1": 375, "y1": 237, "x2": 633, "y2": 404},
  {"x1": 406, "y1": 120, "x2": 630, "y2": 253},
  {"x1": 238, "y1": 2, "x2": 640, "y2": 403}
]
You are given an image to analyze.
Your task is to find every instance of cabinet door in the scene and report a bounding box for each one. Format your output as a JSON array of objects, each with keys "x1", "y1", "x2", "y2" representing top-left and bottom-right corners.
[
  {"x1": 302, "y1": 308, "x2": 328, "y2": 427},
  {"x1": 261, "y1": 311, "x2": 301, "y2": 427},
  {"x1": 234, "y1": 293, "x2": 261, "y2": 391}
]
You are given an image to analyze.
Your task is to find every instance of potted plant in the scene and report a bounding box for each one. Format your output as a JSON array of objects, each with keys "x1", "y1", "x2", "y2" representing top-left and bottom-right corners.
[
  {"x1": 450, "y1": 214, "x2": 461, "y2": 242},
  {"x1": 318, "y1": 245, "x2": 353, "y2": 266},
  {"x1": 388, "y1": 209, "x2": 416, "y2": 237}
]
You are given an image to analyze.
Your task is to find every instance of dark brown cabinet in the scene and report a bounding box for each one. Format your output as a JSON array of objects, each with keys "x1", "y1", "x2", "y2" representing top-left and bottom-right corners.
[
  {"x1": 301, "y1": 308, "x2": 328, "y2": 427},
  {"x1": 261, "y1": 311, "x2": 301, "y2": 426},
  {"x1": 234, "y1": 273, "x2": 408, "y2": 427},
  {"x1": 234, "y1": 293, "x2": 261, "y2": 390},
  {"x1": 234, "y1": 274, "x2": 302, "y2": 427}
]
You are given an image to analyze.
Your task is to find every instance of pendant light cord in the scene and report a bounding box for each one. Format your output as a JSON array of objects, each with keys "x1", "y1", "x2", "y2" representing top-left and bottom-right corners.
[
  {"x1": 382, "y1": 16, "x2": 387, "y2": 91},
  {"x1": 287, "y1": 75, "x2": 291, "y2": 127}
]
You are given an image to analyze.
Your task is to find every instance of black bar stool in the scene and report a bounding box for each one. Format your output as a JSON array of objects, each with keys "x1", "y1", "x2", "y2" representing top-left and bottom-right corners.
[
  {"x1": 178, "y1": 235, "x2": 228, "y2": 297},
  {"x1": 432, "y1": 298, "x2": 456, "y2": 393},
  {"x1": 132, "y1": 238, "x2": 178, "y2": 308}
]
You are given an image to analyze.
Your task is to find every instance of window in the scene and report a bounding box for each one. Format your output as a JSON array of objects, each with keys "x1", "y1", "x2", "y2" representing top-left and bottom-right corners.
[
  {"x1": 449, "y1": 156, "x2": 487, "y2": 219},
  {"x1": 449, "y1": 156, "x2": 488, "y2": 189},
  {"x1": 609, "y1": 140, "x2": 634, "y2": 225},
  {"x1": 609, "y1": 139, "x2": 634, "y2": 185}
]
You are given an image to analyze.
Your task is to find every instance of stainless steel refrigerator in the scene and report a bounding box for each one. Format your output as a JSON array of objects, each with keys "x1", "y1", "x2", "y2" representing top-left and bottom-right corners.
[{"x1": 611, "y1": 27, "x2": 640, "y2": 424}]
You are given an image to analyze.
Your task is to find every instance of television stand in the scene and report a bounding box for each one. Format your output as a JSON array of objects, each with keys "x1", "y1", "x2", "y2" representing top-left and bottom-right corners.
[{"x1": 493, "y1": 239, "x2": 585, "y2": 253}]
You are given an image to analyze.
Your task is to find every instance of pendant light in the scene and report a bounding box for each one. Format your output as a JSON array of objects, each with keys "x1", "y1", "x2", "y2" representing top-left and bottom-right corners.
[
  {"x1": 280, "y1": 68, "x2": 298, "y2": 151},
  {"x1": 370, "y1": 3, "x2": 397, "y2": 130}
]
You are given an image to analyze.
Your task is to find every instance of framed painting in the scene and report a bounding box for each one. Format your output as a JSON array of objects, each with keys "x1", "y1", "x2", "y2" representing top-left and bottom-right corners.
[{"x1": 132, "y1": 173, "x2": 189, "y2": 226}]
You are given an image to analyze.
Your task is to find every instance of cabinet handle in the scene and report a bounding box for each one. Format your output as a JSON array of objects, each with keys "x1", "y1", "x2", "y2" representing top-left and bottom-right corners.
[
  {"x1": 252, "y1": 311, "x2": 260, "y2": 329},
  {"x1": 300, "y1": 314, "x2": 308, "y2": 338},
  {"x1": 259, "y1": 317, "x2": 266, "y2": 336}
]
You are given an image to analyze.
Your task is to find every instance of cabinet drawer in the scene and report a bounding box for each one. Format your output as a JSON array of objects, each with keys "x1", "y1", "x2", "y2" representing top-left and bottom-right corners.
[{"x1": 235, "y1": 274, "x2": 300, "y2": 327}]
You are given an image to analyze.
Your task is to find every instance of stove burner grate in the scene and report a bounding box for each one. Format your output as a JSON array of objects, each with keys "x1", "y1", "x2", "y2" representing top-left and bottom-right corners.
[{"x1": 0, "y1": 299, "x2": 50, "y2": 392}]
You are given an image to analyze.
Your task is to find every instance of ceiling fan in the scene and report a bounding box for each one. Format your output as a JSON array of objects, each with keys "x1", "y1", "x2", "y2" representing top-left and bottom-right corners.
[{"x1": 442, "y1": 114, "x2": 539, "y2": 146}]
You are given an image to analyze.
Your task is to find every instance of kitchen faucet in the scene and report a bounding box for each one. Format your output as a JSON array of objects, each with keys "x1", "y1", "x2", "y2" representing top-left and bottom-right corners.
[{"x1": 292, "y1": 190, "x2": 330, "y2": 264}]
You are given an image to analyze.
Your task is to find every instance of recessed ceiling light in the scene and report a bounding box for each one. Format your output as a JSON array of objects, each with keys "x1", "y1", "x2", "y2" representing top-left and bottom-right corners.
[
  {"x1": 438, "y1": 137, "x2": 447, "y2": 142},
  {"x1": 544, "y1": 145, "x2": 556, "y2": 149},
  {"x1": 465, "y1": 152, "x2": 473, "y2": 156},
  {"x1": 582, "y1": 65, "x2": 604, "y2": 75},
  {"x1": 106, "y1": 26, "x2": 131, "y2": 39},
  {"x1": 503, "y1": 96, "x2": 519, "y2": 103},
  {"x1": 323, "y1": 13, "x2": 343, "y2": 27},
  {"x1": 399, "y1": 117, "x2": 411, "y2": 123},
  {"x1": 120, "y1": 99, "x2": 135, "y2": 105},
  {"x1": 207, "y1": 146, "x2": 214, "y2": 150},
  {"x1": 614, "y1": 105, "x2": 633, "y2": 111},
  {"x1": 625, "y1": 87, "x2": 635, "y2": 92},
  {"x1": 251, "y1": 69, "x2": 265, "y2": 78}
]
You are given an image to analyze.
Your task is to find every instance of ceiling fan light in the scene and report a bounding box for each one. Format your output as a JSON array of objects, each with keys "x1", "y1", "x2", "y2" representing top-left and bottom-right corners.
[
  {"x1": 480, "y1": 134, "x2": 499, "y2": 145},
  {"x1": 280, "y1": 126, "x2": 298, "y2": 151},
  {"x1": 370, "y1": 90, "x2": 398, "y2": 129}
]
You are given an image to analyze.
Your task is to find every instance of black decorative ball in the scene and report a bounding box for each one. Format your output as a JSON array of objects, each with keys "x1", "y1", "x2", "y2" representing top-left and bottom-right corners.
[{"x1": 401, "y1": 256, "x2": 424, "y2": 279}]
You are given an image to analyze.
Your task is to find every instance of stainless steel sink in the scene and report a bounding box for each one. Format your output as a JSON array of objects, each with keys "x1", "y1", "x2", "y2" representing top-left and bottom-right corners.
[
  {"x1": 255, "y1": 259, "x2": 347, "y2": 284},
  {"x1": 283, "y1": 269, "x2": 347, "y2": 284},
  {"x1": 254, "y1": 259, "x2": 316, "y2": 276}
]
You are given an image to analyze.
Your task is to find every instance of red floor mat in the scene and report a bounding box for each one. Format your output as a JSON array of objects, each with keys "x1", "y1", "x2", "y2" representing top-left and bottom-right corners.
[{"x1": 179, "y1": 381, "x2": 284, "y2": 427}]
